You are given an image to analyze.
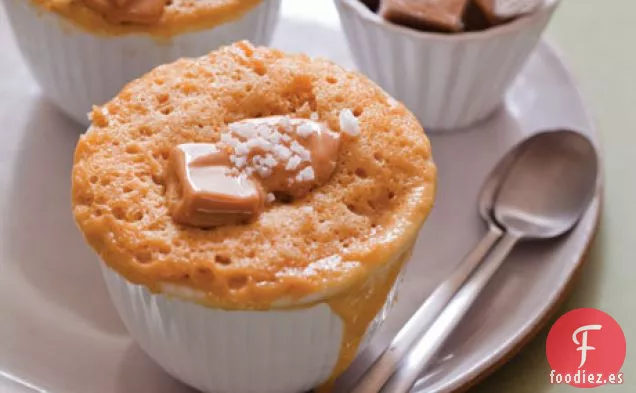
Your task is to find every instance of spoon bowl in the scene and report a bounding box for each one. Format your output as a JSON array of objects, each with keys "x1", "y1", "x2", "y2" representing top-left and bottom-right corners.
[{"x1": 494, "y1": 130, "x2": 599, "y2": 239}]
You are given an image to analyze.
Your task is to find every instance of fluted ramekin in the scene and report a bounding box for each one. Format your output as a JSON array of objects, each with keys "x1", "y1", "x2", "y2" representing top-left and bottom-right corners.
[
  {"x1": 100, "y1": 244, "x2": 409, "y2": 393},
  {"x1": 334, "y1": 0, "x2": 560, "y2": 131},
  {"x1": 2, "y1": 0, "x2": 281, "y2": 125}
]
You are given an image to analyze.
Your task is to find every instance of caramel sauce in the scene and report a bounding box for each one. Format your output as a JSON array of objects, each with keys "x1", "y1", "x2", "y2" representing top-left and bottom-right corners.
[{"x1": 319, "y1": 242, "x2": 415, "y2": 392}]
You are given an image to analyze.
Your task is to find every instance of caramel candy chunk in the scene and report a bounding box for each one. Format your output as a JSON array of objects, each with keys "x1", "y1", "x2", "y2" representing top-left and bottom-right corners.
[
  {"x1": 82, "y1": 0, "x2": 166, "y2": 25},
  {"x1": 473, "y1": 0, "x2": 542, "y2": 22},
  {"x1": 221, "y1": 116, "x2": 342, "y2": 200},
  {"x1": 380, "y1": 0, "x2": 471, "y2": 33},
  {"x1": 167, "y1": 144, "x2": 265, "y2": 228}
]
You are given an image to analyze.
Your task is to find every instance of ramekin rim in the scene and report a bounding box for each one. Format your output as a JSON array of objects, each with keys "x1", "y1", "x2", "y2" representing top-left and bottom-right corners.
[{"x1": 335, "y1": 0, "x2": 561, "y2": 42}]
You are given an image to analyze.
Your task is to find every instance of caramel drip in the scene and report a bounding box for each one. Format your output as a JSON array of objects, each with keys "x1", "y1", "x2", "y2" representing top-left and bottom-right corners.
[
  {"x1": 82, "y1": 0, "x2": 165, "y2": 24},
  {"x1": 318, "y1": 243, "x2": 415, "y2": 392}
]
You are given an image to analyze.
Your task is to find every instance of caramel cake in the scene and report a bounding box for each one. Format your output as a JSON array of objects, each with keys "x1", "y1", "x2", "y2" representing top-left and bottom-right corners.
[
  {"x1": 72, "y1": 41, "x2": 436, "y2": 389},
  {"x1": 29, "y1": 0, "x2": 265, "y2": 36}
]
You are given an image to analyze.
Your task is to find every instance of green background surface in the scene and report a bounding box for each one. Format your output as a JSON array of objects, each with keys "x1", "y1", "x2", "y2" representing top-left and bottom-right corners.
[{"x1": 472, "y1": 0, "x2": 634, "y2": 391}]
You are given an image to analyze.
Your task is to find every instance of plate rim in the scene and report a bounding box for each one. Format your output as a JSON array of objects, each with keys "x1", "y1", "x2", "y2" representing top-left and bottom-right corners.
[{"x1": 0, "y1": 18, "x2": 603, "y2": 393}]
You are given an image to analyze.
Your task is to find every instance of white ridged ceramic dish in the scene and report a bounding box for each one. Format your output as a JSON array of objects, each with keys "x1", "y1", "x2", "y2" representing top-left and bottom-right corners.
[
  {"x1": 0, "y1": 2, "x2": 601, "y2": 393},
  {"x1": 334, "y1": 0, "x2": 560, "y2": 131},
  {"x1": 2, "y1": 0, "x2": 281, "y2": 125},
  {"x1": 100, "y1": 247, "x2": 404, "y2": 393}
]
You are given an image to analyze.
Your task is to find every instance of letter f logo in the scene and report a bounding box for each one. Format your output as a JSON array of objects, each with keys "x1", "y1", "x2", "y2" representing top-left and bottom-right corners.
[{"x1": 572, "y1": 324, "x2": 602, "y2": 368}]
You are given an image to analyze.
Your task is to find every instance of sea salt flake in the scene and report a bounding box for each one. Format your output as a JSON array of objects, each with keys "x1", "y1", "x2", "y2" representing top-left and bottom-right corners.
[
  {"x1": 262, "y1": 154, "x2": 277, "y2": 168},
  {"x1": 268, "y1": 131, "x2": 282, "y2": 144},
  {"x1": 339, "y1": 109, "x2": 360, "y2": 137},
  {"x1": 296, "y1": 166, "x2": 315, "y2": 182},
  {"x1": 286, "y1": 155, "x2": 302, "y2": 171},
  {"x1": 266, "y1": 193, "x2": 276, "y2": 203},
  {"x1": 310, "y1": 112, "x2": 320, "y2": 121},
  {"x1": 230, "y1": 155, "x2": 247, "y2": 168},
  {"x1": 234, "y1": 143, "x2": 249, "y2": 155},
  {"x1": 279, "y1": 116, "x2": 292, "y2": 131},
  {"x1": 273, "y1": 145, "x2": 292, "y2": 161},
  {"x1": 297, "y1": 123, "x2": 317, "y2": 138},
  {"x1": 290, "y1": 141, "x2": 311, "y2": 161},
  {"x1": 221, "y1": 133, "x2": 239, "y2": 147},
  {"x1": 256, "y1": 166, "x2": 272, "y2": 178}
]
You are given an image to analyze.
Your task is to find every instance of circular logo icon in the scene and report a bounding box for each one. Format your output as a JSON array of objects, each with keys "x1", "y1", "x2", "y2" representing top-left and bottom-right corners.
[{"x1": 546, "y1": 308, "x2": 626, "y2": 388}]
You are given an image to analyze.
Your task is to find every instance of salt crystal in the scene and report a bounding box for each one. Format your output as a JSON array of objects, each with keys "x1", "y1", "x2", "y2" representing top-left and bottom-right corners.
[
  {"x1": 235, "y1": 143, "x2": 249, "y2": 155},
  {"x1": 310, "y1": 112, "x2": 319, "y2": 121},
  {"x1": 296, "y1": 166, "x2": 315, "y2": 182},
  {"x1": 221, "y1": 133, "x2": 239, "y2": 147},
  {"x1": 273, "y1": 144, "x2": 292, "y2": 160},
  {"x1": 279, "y1": 116, "x2": 292, "y2": 131},
  {"x1": 286, "y1": 155, "x2": 302, "y2": 171},
  {"x1": 269, "y1": 131, "x2": 282, "y2": 144},
  {"x1": 266, "y1": 193, "x2": 276, "y2": 203},
  {"x1": 290, "y1": 141, "x2": 311, "y2": 161},
  {"x1": 230, "y1": 155, "x2": 247, "y2": 168},
  {"x1": 262, "y1": 154, "x2": 277, "y2": 168},
  {"x1": 297, "y1": 123, "x2": 317, "y2": 138},
  {"x1": 339, "y1": 109, "x2": 360, "y2": 137},
  {"x1": 256, "y1": 166, "x2": 272, "y2": 178},
  {"x1": 246, "y1": 138, "x2": 273, "y2": 151}
]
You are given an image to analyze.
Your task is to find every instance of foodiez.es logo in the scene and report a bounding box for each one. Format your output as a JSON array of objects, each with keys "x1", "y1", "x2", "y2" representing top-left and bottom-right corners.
[{"x1": 546, "y1": 308, "x2": 626, "y2": 388}]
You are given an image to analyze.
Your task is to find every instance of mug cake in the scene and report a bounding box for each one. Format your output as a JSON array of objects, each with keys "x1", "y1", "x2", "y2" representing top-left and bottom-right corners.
[
  {"x1": 335, "y1": 0, "x2": 560, "y2": 130},
  {"x1": 71, "y1": 41, "x2": 436, "y2": 392},
  {"x1": 3, "y1": 0, "x2": 281, "y2": 125}
]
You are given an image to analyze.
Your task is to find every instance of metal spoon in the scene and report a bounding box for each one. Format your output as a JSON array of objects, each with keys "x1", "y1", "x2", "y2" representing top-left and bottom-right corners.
[
  {"x1": 380, "y1": 130, "x2": 599, "y2": 393},
  {"x1": 347, "y1": 134, "x2": 538, "y2": 393}
]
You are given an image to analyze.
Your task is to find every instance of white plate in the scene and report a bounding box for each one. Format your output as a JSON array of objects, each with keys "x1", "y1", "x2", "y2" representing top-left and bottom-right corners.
[{"x1": 0, "y1": 2, "x2": 600, "y2": 393}]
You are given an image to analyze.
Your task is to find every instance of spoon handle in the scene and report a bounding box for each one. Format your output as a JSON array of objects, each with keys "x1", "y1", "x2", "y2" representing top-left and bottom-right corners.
[
  {"x1": 349, "y1": 225, "x2": 503, "y2": 393},
  {"x1": 380, "y1": 231, "x2": 521, "y2": 393}
]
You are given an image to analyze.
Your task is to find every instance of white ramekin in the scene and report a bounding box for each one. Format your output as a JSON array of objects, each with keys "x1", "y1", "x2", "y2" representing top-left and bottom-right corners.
[
  {"x1": 2, "y1": 0, "x2": 281, "y2": 125},
  {"x1": 334, "y1": 0, "x2": 560, "y2": 131},
  {"x1": 100, "y1": 250, "x2": 406, "y2": 393}
]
